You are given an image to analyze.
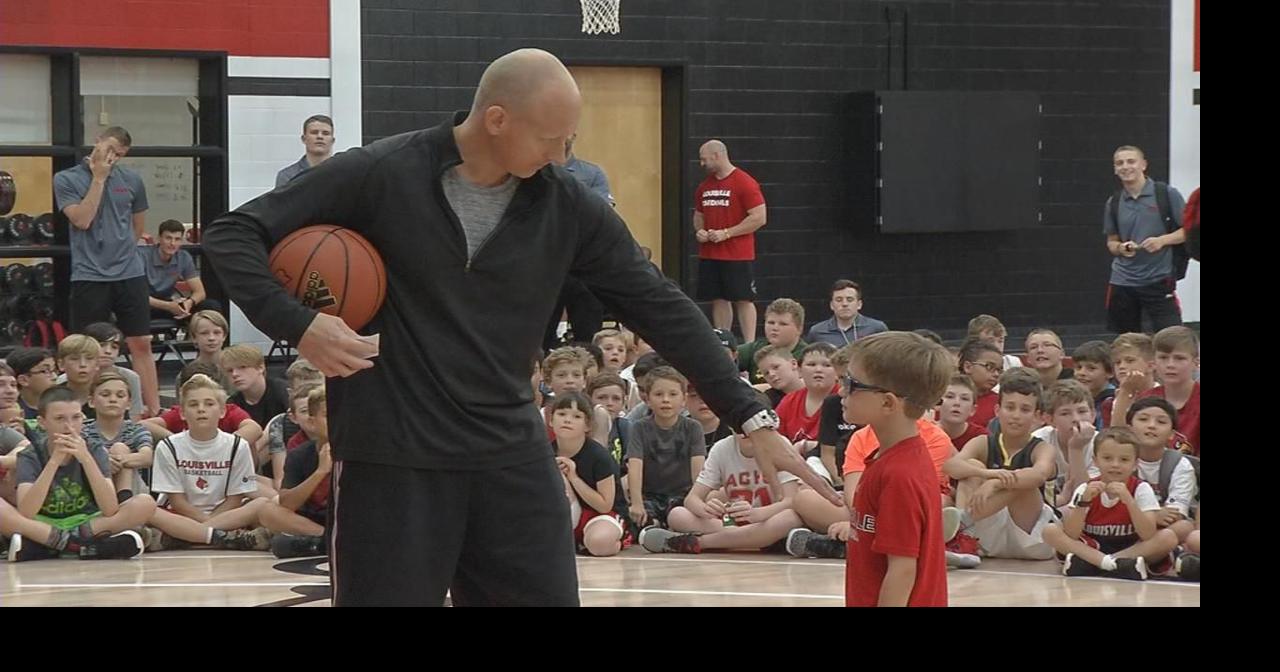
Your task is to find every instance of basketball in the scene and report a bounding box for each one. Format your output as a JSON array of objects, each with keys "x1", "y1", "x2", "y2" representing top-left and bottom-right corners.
[{"x1": 268, "y1": 225, "x2": 386, "y2": 331}]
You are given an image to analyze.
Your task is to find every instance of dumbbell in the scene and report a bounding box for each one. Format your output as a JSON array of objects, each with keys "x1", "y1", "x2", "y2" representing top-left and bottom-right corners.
[
  {"x1": 2, "y1": 263, "x2": 32, "y2": 295},
  {"x1": 3, "y1": 213, "x2": 34, "y2": 244},
  {"x1": 33, "y1": 213, "x2": 56, "y2": 243},
  {"x1": 3, "y1": 319, "x2": 25, "y2": 344},
  {"x1": 31, "y1": 262, "x2": 55, "y2": 294}
]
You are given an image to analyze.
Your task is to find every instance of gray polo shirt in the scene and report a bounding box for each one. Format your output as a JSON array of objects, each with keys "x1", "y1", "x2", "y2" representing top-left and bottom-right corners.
[
  {"x1": 141, "y1": 244, "x2": 198, "y2": 298},
  {"x1": 53, "y1": 162, "x2": 148, "y2": 282},
  {"x1": 1103, "y1": 179, "x2": 1187, "y2": 287},
  {"x1": 275, "y1": 156, "x2": 312, "y2": 188},
  {"x1": 806, "y1": 314, "x2": 889, "y2": 347}
]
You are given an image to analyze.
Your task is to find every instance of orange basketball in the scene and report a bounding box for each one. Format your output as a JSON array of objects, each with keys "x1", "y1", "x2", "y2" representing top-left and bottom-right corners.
[{"x1": 268, "y1": 225, "x2": 387, "y2": 331}]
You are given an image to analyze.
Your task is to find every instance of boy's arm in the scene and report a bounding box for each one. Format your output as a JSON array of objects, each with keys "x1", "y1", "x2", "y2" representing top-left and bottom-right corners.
[
  {"x1": 78, "y1": 444, "x2": 120, "y2": 516},
  {"x1": 752, "y1": 480, "x2": 801, "y2": 518},
  {"x1": 943, "y1": 436, "x2": 996, "y2": 480},
  {"x1": 141, "y1": 417, "x2": 173, "y2": 441},
  {"x1": 626, "y1": 457, "x2": 646, "y2": 523},
  {"x1": 271, "y1": 451, "x2": 287, "y2": 491},
  {"x1": 567, "y1": 471, "x2": 613, "y2": 514},
  {"x1": 17, "y1": 459, "x2": 63, "y2": 519},
  {"x1": 1062, "y1": 501, "x2": 1089, "y2": 539},
  {"x1": 590, "y1": 407, "x2": 611, "y2": 447},
  {"x1": 123, "y1": 442, "x2": 154, "y2": 469},
  {"x1": 1120, "y1": 484, "x2": 1160, "y2": 540},
  {"x1": 689, "y1": 455, "x2": 705, "y2": 486},
  {"x1": 234, "y1": 419, "x2": 264, "y2": 446},
  {"x1": 682, "y1": 482, "x2": 716, "y2": 517},
  {"x1": 878, "y1": 555, "x2": 918, "y2": 607},
  {"x1": 278, "y1": 447, "x2": 330, "y2": 511},
  {"x1": 165, "y1": 492, "x2": 209, "y2": 522},
  {"x1": 209, "y1": 494, "x2": 246, "y2": 517},
  {"x1": 843, "y1": 471, "x2": 861, "y2": 510},
  {"x1": 1005, "y1": 442, "x2": 1058, "y2": 490}
]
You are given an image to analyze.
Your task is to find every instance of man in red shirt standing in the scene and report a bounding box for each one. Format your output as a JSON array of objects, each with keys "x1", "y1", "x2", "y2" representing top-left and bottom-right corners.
[{"x1": 694, "y1": 140, "x2": 767, "y2": 344}]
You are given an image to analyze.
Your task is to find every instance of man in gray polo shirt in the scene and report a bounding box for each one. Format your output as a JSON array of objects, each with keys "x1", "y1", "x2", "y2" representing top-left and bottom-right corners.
[
  {"x1": 275, "y1": 115, "x2": 334, "y2": 188},
  {"x1": 1103, "y1": 145, "x2": 1187, "y2": 333},
  {"x1": 806, "y1": 279, "x2": 889, "y2": 347},
  {"x1": 53, "y1": 127, "x2": 160, "y2": 417}
]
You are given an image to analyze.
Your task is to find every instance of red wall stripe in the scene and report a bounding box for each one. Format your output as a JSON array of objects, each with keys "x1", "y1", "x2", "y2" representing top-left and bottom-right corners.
[{"x1": 0, "y1": 0, "x2": 329, "y2": 58}]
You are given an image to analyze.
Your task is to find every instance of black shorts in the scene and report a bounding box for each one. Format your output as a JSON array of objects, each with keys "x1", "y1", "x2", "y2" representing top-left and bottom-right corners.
[
  {"x1": 641, "y1": 492, "x2": 686, "y2": 528},
  {"x1": 1105, "y1": 280, "x2": 1182, "y2": 334},
  {"x1": 329, "y1": 456, "x2": 579, "y2": 607},
  {"x1": 70, "y1": 276, "x2": 151, "y2": 337},
  {"x1": 697, "y1": 259, "x2": 756, "y2": 302}
]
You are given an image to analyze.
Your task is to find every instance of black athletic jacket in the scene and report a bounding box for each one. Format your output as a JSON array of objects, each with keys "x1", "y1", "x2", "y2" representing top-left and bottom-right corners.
[{"x1": 203, "y1": 112, "x2": 766, "y2": 470}]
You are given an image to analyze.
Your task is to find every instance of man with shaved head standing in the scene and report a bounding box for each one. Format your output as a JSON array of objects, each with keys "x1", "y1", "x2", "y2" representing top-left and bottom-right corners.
[
  {"x1": 204, "y1": 49, "x2": 837, "y2": 606},
  {"x1": 694, "y1": 140, "x2": 767, "y2": 344}
]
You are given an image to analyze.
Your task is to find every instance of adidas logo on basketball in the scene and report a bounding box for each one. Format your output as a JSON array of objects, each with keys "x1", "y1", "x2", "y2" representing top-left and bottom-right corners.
[{"x1": 302, "y1": 271, "x2": 338, "y2": 309}]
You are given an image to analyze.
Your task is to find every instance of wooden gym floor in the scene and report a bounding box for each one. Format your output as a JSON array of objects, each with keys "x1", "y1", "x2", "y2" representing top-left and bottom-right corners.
[{"x1": 1, "y1": 546, "x2": 1199, "y2": 607}]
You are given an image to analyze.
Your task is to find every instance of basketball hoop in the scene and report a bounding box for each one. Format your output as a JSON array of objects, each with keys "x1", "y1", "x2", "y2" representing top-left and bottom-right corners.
[{"x1": 581, "y1": 0, "x2": 620, "y2": 34}]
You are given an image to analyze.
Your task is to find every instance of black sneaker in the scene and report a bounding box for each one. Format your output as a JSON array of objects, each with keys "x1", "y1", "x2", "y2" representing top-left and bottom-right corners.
[
  {"x1": 1061, "y1": 552, "x2": 1102, "y2": 577},
  {"x1": 271, "y1": 533, "x2": 325, "y2": 559},
  {"x1": 785, "y1": 529, "x2": 846, "y2": 559},
  {"x1": 6, "y1": 534, "x2": 60, "y2": 563},
  {"x1": 1175, "y1": 552, "x2": 1200, "y2": 581},
  {"x1": 638, "y1": 527, "x2": 701, "y2": 554},
  {"x1": 79, "y1": 530, "x2": 144, "y2": 560},
  {"x1": 219, "y1": 527, "x2": 273, "y2": 551},
  {"x1": 1108, "y1": 556, "x2": 1148, "y2": 581}
]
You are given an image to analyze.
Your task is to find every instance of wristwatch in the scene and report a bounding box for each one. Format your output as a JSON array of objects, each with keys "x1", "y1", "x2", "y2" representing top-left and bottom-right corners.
[{"x1": 741, "y1": 408, "x2": 780, "y2": 434}]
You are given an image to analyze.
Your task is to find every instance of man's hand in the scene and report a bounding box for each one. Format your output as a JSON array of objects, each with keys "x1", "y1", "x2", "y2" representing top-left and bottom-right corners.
[
  {"x1": 297, "y1": 313, "x2": 380, "y2": 377},
  {"x1": 750, "y1": 429, "x2": 841, "y2": 506},
  {"x1": 89, "y1": 140, "x2": 119, "y2": 181}
]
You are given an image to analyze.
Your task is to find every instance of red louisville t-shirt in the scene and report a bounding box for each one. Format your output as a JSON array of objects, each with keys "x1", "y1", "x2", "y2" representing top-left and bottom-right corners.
[{"x1": 695, "y1": 168, "x2": 765, "y2": 261}]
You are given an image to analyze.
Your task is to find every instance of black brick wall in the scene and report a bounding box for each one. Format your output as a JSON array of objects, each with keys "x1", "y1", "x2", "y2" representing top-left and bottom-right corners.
[{"x1": 361, "y1": 0, "x2": 1173, "y2": 339}]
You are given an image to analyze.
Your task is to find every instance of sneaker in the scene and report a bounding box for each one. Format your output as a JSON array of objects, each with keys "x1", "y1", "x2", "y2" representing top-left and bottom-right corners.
[
  {"x1": 785, "y1": 528, "x2": 846, "y2": 559},
  {"x1": 1108, "y1": 556, "x2": 1148, "y2": 581},
  {"x1": 78, "y1": 530, "x2": 144, "y2": 560},
  {"x1": 139, "y1": 526, "x2": 164, "y2": 553},
  {"x1": 1061, "y1": 552, "x2": 1101, "y2": 577},
  {"x1": 945, "y1": 551, "x2": 982, "y2": 569},
  {"x1": 270, "y1": 533, "x2": 325, "y2": 559},
  {"x1": 946, "y1": 531, "x2": 981, "y2": 556},
  {"x1": 7, "y1": 534, "x2": 60, "y2": 563},
  {"x1": 638, "y1": 527, "x2": 701, "y2": 554},
  {"x1": 1175, "y1": 552, "x2": 1200, "y2": 581},
  {"x1": 219, "y1": 527, "x2": 273, "y2": 551},
  {"x1": 942, "y1": 507, "x2": 962, "y2": 543}
]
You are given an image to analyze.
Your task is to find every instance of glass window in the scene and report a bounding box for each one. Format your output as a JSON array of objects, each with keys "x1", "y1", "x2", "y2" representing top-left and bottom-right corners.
[{"x1": 0, "y1": 55, "x2": 53, "y2": 144}]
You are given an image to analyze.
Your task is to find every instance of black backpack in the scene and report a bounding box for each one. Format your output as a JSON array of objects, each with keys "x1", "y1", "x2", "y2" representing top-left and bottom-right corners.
[
  {"x1": 1109, "y1": 180, "x2": 1190, "y2": 281},
  {"x1": 1154, "y1": 448, "x2": 1200, "y2": 508}
]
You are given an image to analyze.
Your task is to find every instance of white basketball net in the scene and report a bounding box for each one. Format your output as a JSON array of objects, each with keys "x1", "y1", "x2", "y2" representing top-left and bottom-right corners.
[{"x1": 581, "y1": 0, "x2": 621, "y2": 34}]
